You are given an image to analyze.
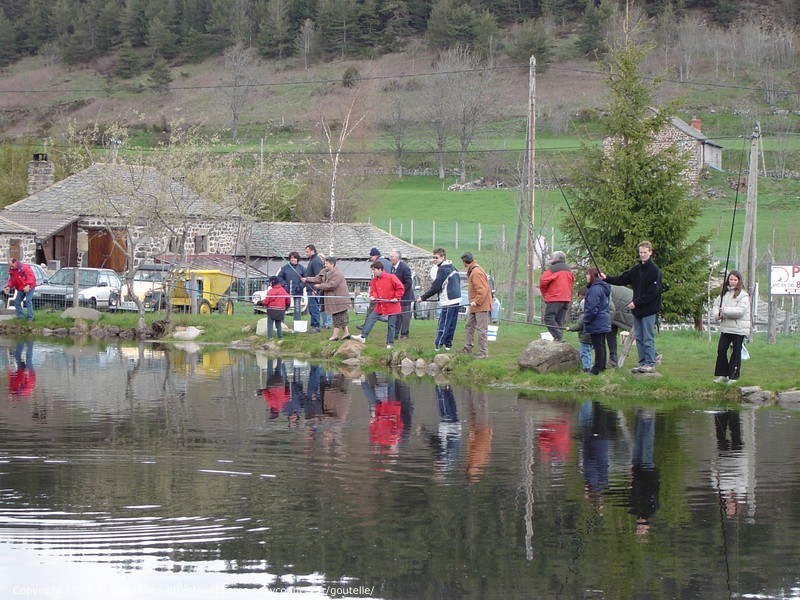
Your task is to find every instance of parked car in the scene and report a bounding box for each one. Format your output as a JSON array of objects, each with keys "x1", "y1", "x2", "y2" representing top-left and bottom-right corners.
[
  {"x1": 32, "y1": 267, "x2": 124, "y2": 310},
  {"x1": 111, "y1": 263, "x2": 171, "y2": 311},
  {"x1": 1, "y1": 263, "x2": 48, "y2": 309}
]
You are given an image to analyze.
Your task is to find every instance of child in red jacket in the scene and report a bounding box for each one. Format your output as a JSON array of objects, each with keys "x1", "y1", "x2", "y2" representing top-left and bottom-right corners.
[{"x1": 259, "y1": 276, "x2": 291, "y2": 339}]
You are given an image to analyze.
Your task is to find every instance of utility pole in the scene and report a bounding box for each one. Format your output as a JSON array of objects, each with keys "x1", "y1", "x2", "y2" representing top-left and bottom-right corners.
[
  {"x1": 526, "y1": 56, "x2": 536, "y2": 323},
  {"x1": 740, "y1": 122, "x2": 760, "y2": 309}
]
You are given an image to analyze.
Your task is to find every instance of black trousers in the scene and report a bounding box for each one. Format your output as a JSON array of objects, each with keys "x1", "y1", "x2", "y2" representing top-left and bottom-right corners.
[
  {"x1": 590, "y1": 333, "x2": 607, "y2": 374},
  {"x1": 715, "y1": 332, "x2": 745, "y2": 381}
]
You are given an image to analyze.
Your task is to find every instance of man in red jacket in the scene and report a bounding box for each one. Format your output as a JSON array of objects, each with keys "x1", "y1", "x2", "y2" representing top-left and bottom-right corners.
[
  {"x1": 352, "y1": 261, "x2": 404, "y2": 349},
  {"x1": 4, "y1": 258, "x2": 37, "y2": 321},
  {"x1": 539, "y1": 251, "x2": 574, "y2": 341}
]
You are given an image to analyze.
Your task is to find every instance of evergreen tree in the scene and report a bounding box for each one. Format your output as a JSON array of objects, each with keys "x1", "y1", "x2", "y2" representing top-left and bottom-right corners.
[
  {"x1": 257, "y1": 0, "x2": 294, "y2": 59},
  {"x1": 147, "y1": 15, "x2": 180, "y2": 58},
  {"x1": 506, "y1": 18, "x2": 551, "y2": 70},
  {"x1": 561, "y1": 41, "x2": 709, "y2": 324},
  {"x1": 427, "y1": 0, "x2": 479, "y2": 52},
  {"x1": 115, "y1": 41, "x2": 143, "y2": 78},
  {"x1": 378, "y1": 0, "x2": 411, "y2": 52},
  {"x1": 148, "y1": 57, "x2": 174, "y2": 94},
  {"x1": 0, "y1": 12, "x2": 16, "y2": 67},
  {"x1": 577, "y1": 0, "x2": 617, "y2": 57}
]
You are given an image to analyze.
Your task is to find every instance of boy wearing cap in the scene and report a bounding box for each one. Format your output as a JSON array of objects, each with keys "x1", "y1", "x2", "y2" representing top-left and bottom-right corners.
[
  {"x1": 460, "y1": 252, "x2": 491, "y2": 359},
  {"x1": 259, "y1": 276, "x2": 291, "y2": 339}
]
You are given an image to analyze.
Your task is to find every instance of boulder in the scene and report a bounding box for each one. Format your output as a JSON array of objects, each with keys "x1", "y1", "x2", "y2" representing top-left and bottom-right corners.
[
  {"x1": 173, "y1": 326, "x2": 204, "y2": 341},
  {"x1": 255, "y1": 317, "x2": 269, "y2": 337},
  {"x1": 415, "y1": 358, "x2": 427, "y2": 369},
  {"x1": 400, "y1": 357, "x2": 416, "y2": 371},
  {"x1": 334, "y1": 339, "x2": 364, "y2": 359},
  {"x1": 777, "y1": 390, "x2": 800, "y2": 409},
  {"x1": 517, "y1": 339, "x2": 580, "y2": 373},
  {"x1": 60, "y1": 307, "x2": 102, "y2": 322},
  {"x1": 433, "y1": 354, "x2": 451, "y2": 369}
]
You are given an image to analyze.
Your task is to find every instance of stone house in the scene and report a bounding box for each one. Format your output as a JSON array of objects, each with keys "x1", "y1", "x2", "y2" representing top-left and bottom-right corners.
[
  {"x1": 1, "y1": 155, "x2": 243, "y2": 270},
  {"x1": 604, "y1": 112, "x2": 723, "y2": 185}
]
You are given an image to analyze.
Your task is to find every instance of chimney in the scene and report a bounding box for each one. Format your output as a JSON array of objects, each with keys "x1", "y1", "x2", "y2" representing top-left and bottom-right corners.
[
  {"x1": 689, "y1": 116, "x2": 702, "y2": 132},
  {"x1": 27, "y1": 153, "x2": 55, "y2": 196}
]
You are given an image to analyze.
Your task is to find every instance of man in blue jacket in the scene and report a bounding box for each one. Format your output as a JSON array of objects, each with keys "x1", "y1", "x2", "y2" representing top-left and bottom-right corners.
[{"x1": 304, "y1": 244, "x2": 324, "y2": 332}]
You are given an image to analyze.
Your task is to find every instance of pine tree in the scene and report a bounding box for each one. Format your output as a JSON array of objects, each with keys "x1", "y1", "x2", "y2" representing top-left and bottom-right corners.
[
  {"x1": 561, "y1": 41, "x2": 709, "y2": 324},
  {"x1": 115, "y1": 41, "x2": 142, "y2": 79},
  {"x1": 148, "y1": 58, "x2": 173, "y2": 94}
]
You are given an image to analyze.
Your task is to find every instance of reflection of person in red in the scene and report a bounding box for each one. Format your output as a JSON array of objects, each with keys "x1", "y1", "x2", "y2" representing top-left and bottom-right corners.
[
  {"x1": 7, "y1": 341, "x2": 36, "y2": 398},
  {"x1": 538, "y1": 416, "x2": 572, "y2": 463},
  {"x1": 258, "y1": 358, "x2": 289, "y2": 419},
  {"x1": 465, "y1": 388, "x2": 492, "y2": 483},
  {"x1": 369, "y1": 400, "x2": 404, "y2": 450}
]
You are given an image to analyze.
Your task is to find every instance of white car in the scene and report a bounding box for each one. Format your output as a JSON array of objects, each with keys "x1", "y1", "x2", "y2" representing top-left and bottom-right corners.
[{"x1": 33, "y1": 267, "x2": 124, "y2": 310}]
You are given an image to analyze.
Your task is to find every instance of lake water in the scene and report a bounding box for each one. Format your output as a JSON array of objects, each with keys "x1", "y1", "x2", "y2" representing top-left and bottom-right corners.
[{"x1": 1, "y1": 338, "x2": 800, "y2": 600}]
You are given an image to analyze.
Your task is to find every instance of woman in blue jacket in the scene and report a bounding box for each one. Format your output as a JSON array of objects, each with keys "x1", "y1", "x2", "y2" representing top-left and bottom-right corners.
[{"x1": 584, "y1": 268, "x2": 612, "y2": 375}]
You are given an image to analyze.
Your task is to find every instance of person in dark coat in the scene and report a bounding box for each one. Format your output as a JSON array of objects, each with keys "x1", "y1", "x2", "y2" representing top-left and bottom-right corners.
[
  {"x1": 601, "y1": 240, "x2": 662, "y2": 374},
  {"x1": 304, "y1": 244, "x2": 324, "y2": 332},
  {"x1": 388, "y1": 249, "x2": 415, "y2": 340},
  {"x1": 584, "y1": 268, "x2": 612, "y2": 375},
  {"x1": 276, "y1": 251, "x2": 305, "y2": 321}
]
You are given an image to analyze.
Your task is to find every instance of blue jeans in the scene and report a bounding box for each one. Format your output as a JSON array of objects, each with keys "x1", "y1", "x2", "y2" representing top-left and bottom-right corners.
[
  {"x1": 580, "y1": 342, "x2": 593, "y2": 370},
  {"x1": 435, "y1": 305, "x2": 460, "y2": 349},
  {"x1": 291, "y1": 295, "x2": 302, "y2": 321},
  {"x1": 14, "y1": 288, "x2": 35, "y2": 320},
  {"x1": 361, "y1": 311, "x2": 397, "y2": 345},
  {"x1": 633, "y1": 314, "x2": 656, "y2": 367},
  {"x1": 307, "y1": 294, "x2": 321, "y2": 328}
]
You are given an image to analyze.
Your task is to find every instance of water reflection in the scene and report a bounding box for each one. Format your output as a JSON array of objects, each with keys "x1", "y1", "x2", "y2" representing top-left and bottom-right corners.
[{"x1": 1, "y1": 338, "x2": 800, "y2": 600}]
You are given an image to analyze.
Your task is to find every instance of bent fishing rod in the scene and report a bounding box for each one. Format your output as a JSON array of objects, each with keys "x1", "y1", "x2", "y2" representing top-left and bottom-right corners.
[
  {"x1": 718, "y1": 137, "x2": 748, "y2": 309},
  {"x1": 543, "y1": 153, "x2": 601, "y2": 273}
]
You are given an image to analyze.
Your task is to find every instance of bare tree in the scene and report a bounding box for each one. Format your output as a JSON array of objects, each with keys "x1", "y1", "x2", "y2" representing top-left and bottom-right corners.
[
  {"x1": 383, "y1": 94, "x2": 412, "y2": 178},
  {"x1": 223, "y1": 43, "x2": 261, "y2": 140},
  {"x1": 317, "y1": 87, "x2": 369, "y2": 254},
  {"x1": 295, "y1": 18, "x2": 317, "y2": 70},
  {"x1": 420, "y1": 47, "x2": 502, "y2": 183}
]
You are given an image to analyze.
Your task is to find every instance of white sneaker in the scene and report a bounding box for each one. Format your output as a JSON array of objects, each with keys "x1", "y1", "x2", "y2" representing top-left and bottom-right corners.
[
  {"x1": 351, "y1": 335, "x2": 366, "y2": 343},
  {"x1": 386, "y1": 344, "x2": 393, "y2": 349},
  {"x1": 713, "y1": 376, "x2": 728, "y2": 384},
  {"x1": 639, "y1": 365, "x2": 656, "y2": 373}
]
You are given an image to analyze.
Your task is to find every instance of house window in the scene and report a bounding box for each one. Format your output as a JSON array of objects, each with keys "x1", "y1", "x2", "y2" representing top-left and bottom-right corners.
[
  {"x1": 9, "y1": 239, "x2": 21, "y2": 261},
  {"x1": 193, "y1": 234, "x2": 208, "y2": 254},
  {"x1": 168, "y1": 236, "x2": 179, "y2": 253}
]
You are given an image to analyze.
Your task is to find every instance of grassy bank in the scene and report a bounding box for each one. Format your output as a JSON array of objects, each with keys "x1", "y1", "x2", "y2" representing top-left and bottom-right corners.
[{"x1": 9, "y1": 307, "x2": 800, "y2": 401}]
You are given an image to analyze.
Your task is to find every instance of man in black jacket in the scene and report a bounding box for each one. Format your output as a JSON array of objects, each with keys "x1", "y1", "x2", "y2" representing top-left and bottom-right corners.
[
  {"x1": 601, "y1": 241, "x2": 662, "y2": 374},
  {"x1": 389, "y1": 249, "x2": 415, "y2": 340},
  {"x1": 304, "y1": 244, "x2": 324, "y2": 332}
]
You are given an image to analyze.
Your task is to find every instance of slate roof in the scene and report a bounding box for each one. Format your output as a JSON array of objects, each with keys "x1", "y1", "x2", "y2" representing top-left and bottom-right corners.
[
  {"x1": 0, "y1": 214, "x2": 38, "y2": 235},
  {"x1": 0, "y1": 211, "x2": 76, "y2": 239},
  {"x1": 5, "y1": 163, "x2": 242, "y2": 219},
  {"x1": 242, "y1": 222, "x2": 430, "y2": 260},
  {"x1": 669, "y1": 116, "x2": 723, "y2": 148}
]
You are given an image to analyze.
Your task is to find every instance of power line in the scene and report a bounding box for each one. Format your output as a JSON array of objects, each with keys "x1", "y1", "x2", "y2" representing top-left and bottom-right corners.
[{"x1": 1, "y1": 60, "x2": 798, "y2": 97}]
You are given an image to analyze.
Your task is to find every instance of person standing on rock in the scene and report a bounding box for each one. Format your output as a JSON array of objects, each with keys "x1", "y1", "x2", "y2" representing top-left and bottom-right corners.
[{"x1": 4, "y1": 258, "x2": 37, "y2": 321}]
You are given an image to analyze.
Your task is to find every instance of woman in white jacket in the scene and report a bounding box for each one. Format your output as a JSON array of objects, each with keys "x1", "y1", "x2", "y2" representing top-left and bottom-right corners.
[{"x1": 713, "y1": 270, "x2": 751, "y2": 384}]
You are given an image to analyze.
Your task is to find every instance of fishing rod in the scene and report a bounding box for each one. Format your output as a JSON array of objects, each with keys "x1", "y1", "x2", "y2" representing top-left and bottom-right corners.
[
  {"x1": 717, "y1": 137, "x2": 748, "y2": 312},
  {"x1": 543, "y1": 153, "x2": 601, "y2": 273}
]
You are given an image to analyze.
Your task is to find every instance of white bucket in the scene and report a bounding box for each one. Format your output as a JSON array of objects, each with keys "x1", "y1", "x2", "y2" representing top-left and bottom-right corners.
[
  {"x1": 293, "y1": 320, "x2": 308, "y2": 333},
  {"x1": 487, "y1": 325, "x2": 499, "y2": 342},
  {"x1": 540, "y1": 332, "x2": 554, "y2": 341}
]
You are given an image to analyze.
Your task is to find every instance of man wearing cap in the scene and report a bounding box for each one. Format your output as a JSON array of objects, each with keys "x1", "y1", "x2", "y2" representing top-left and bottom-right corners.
[
  {"x1": 539, "y1": 251, "x2": 575, "y2": 342},
  {"x1": 4, "y1": 258, "x2": 37, "y2": 321},
  {"x1": 460, "y1": 252, "x2": 491, "y2": 359},
  {"x1": 388, "y1": 249, "x2": 414, "y2": 340}
]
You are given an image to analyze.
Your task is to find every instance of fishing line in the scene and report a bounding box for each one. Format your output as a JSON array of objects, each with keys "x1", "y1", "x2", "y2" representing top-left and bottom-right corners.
[
  {"x1": 542, "y1": 153, "x2": 601, "y2": 273},
  {"x1": 718, "y1": 137, "x2": 748, "y2": 305}
]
